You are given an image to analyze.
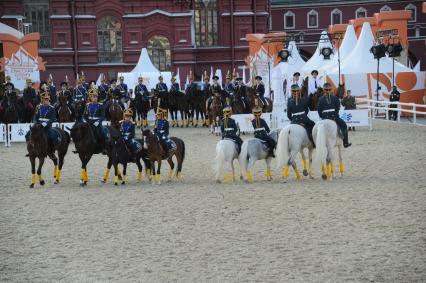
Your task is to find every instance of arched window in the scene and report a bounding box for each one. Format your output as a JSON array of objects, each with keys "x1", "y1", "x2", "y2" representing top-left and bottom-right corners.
[
  {"x1": 194, "y1": 0, "x2": 218, "y2": 47},
  {"x1": 405, "y1": 4, "x2": 417, "y2": 22},
  {"x1": 355, "y1": 7, "x2": 367, "y2": 19},
  {"x1": 331, "y1": 8, "x2": 342, "y2": 25},
  {"x1": 147, "y1": 36, "x2": 171, "y2": 71},
  {"x1": 307, "y1": 10, "x2": 318, "y2": 28},
  {"x1": 284, "y1": 11, "x2": 295, "y2": 29},
  {"x1": 380, "y1": 5, "x2": 392, "y2": 12},
  {"x1": 97, "y1": 16, "x2": 123, "y2": 63},
  {"x1": 24, "y1": 0, "x2": 50, "y2": 48}
]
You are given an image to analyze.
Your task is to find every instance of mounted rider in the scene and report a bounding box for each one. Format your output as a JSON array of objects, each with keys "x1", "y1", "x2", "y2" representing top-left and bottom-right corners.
[
  {"x1": 251, "y1": 103, "x2": 275, "y2": 157},
  {"x1": 254, "y1": 75, "x2": 267, "y2": 108},
  {"x1": 26, "y1": 91, "x2": 58, "y2": 153},
  {"x1": 154, "y1": 99, "x2": 171, "y2": 156},
  {"x1": 318, "y1": 82, "x2": 352, "y2": 148},
  {"x1": 287, "y1": 84, "x2": 316, "y2": 147},
  {"x1": 83, "y1": 88, "x2": 106, "y2": 150},
  {"x1": 105, "y1": 79, "x2": 125, "y2": 114},
  {"x1": 120, "y1": 108, "x2": 142, "y2": 156},
  {"x1": 220, "y1": 102, "x2": 243, "y2": 154},
  {"x1": 156, "y1": 75, "x2": 168, "y2": 96},
  {"x1": 134, "y1": 76, "x2": 150, "y2": 104},
  {"x1": 234, "y1": 76, "x2": 247, "y2": 109},
  {"x1": 170, "y1": 74, "x2": 180, "y2": 93},
  {"x1": 55, "y1": 81, "x2": 75, "y2": 116},
  {"x1": 224, "y1": 70, "x2": 235, "y2": 98},
  {"x1": 79, "y1": 72, "x2": 90, "y2": 91},
  {"x1": 98, "y1": 75, "x2": 109, "y2": 103},
  {"x1": 118, "y1": 75, "x2": 129, "y2": 108},
  {"x1": 207, "y1": 75, "x2": 224, "y2": 111},
  {"x1": 73, "y1": 76, "x2": 88, "y2": 104},
  {"x1": 201, "y1": 72, "x2": 211, "y2": 94},
  {"x1": 47, "y1": 74, "x2": 57, "y2": 104}
]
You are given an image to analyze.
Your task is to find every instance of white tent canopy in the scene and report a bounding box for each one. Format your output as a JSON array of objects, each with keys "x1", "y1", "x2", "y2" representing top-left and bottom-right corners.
[
  {"x1": 271, "y1": 41, "x2": 306, "y2": 106},
  {"x1": 118, "y1": 48, "x2": 172, "y2": 91},
  {"x1": 328, "y1": 22, "x2": 411, "y2": 75},
  {"x1": 301, "y1": 31, "x2": 334, "y2": 77},
  {"x1": 0, "y1": 22, "x2": 24, "y2": 39},
  {"x1": 319, "y1": 25, "x2": 358, "y2": 74}
]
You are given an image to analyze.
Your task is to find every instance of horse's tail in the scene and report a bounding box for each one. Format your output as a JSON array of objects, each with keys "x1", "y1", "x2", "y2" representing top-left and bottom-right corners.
[
  {"x1": 176, "y1": 138, "x2": 185, "y2": 174},
  {"x1": 276, "y1": 126, "x2": 290, "y2": 170},
  {"x1": 238, "y1": 141, "x2": 249, "y2": 177},
  {"x1": 314, "y1": 122, "x2": 328, "y2": 167},
  {"x1": 213, "y1": 141, "x2": 226, "y2": 182}
]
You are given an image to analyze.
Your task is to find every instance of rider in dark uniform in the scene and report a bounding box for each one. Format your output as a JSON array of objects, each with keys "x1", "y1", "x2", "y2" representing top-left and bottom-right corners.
[
  {"x1": 220, "y1": 104, "x2": 243, "y2": 154},
  {"x1": 389, "y1": 86, "x2": 400, "y2": 121},
  {"x1": 156, "y1": 76, "x2": 168, "y2": 96},
  {"x1": 207, "y1": 75, "x2": 223, "y2": 110},
  {"x1": 318, "y1": 82, "x2": 352, "y2": 148},
  {"x1": 134, "y1": 76, "x2": 150, "y2": 102},
  {"x1": 224, "y1": 71, "x2": 235, "y2": 100},
  {"x1": 98, "y1": 76, "x2": 109, "y2": 103},
  {"x1": 120, "y1": 108, "x2": 142, "y2": 156},
  {"x1": 55, "y1": 81, "x2": 75, "y2": 116},
  {"x1": 234, "y1": 77, "x2": 247, "y2": 107},
  {"x1": 170, "y1": 75, "x2": 180, "y2": 92},
  {"x1": 105, "y1": 79, "x2": 125, "y2": 116},
  {"x1": 251, "y1": 104, "x2": 275, "y2": 157},
  {"x1": 23, "y1": 78, "x2": 38, "y2": 108},
  {"x1": 47, "y1": 75, "x2": 57, "y2": 104},
  {"x1": 26, "y1": 91, "x2": 58, "y2": 153},
  {"x1": 154, "y1": 103, "x2": 170, "y2": 156},
  {"x1": 118, "y1": 76, "x2": 128, "y2": 99},
  {"x1": 254, "y1": 75, "x2": 267, "y2": 107},
  {"x1": 84, "y1": 88, "x2": 106, "y2": 150},
  {"x1": 73, "y1": 77, "x2": 87, "y2": 104},
  {"x1": 287, "y1": 84, "x2": 316, "y2": 147}
]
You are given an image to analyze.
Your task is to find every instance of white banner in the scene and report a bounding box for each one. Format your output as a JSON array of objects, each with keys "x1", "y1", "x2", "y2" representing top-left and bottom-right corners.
[
  {"x1": 8, "y1": 123, "x2": 31, "y2": 142},
  {"x1": 231, "y1": 113, "x2": 273, "y2": 133},
  {"x1": 0, "y1": 124, "x2": 5, "y2": 142}
]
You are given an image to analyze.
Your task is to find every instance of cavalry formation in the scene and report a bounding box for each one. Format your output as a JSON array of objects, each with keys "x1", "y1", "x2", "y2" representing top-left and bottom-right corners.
[{"x1": 2, "y1": 68, "x2": 353, "y2": 187}]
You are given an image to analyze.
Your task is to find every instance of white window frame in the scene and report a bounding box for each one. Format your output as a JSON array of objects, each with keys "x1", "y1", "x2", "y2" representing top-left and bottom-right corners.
[
  {"x1": 405, "y1": 4, "x2": 417, "y2": 22},
  {"x1": 380, "y1": 5, "x2": 392, "y2": 12},
  {"x1": 284, "y1": 11, "x2": 295, "y2": 30},
  {"x1": 330, "y1": 8, "x2": 342, "y2": 25},
  {"x1": 355, "y1": 7, "x2": 367, "y2": 19},
  {"x1": 307, "y1": 9, "x2": 318, "y2": 29},
  {"x1": 414, "y1": 26, "x2": 420, "y2": 38}
]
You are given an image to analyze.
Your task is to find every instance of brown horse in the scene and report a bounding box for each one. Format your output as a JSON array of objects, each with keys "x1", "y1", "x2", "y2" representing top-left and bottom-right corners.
[
  {"x1": 26, "y1": 124, "x2": 71, "y2": 188},
  {"x1": 307, "y1": 88, "x2": 324, "y2": 111},
  {"x1": 57, "y1": 94, "x2": 73, "y2": 122},
  {"x1": 109, "y1": 99, "x2": 123, "y2": 128},
  {"x1": 207, "y1": 94, "x2": 223, "y2": 135},
  {"x1": 142, "y1": 129, "x2": 185, "y2": 184},
  {"x1": 246, "y1": 87, "x2": 273, "y2": 113}
]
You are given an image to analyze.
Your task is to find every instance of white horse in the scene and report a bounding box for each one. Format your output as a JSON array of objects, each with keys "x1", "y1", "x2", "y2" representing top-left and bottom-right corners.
[
  {"x1": 313, "y1": 119, "x2": 344, "y2": 180},
  {"x1": 276, "y1": 124, "x2": 314, "y2": 181},
  {"x1": 213, "y1": 139, "x2": 240, "y2": 183},
  {"x1": 239, "y1": 129, "x2": 280, "y2": 183}
]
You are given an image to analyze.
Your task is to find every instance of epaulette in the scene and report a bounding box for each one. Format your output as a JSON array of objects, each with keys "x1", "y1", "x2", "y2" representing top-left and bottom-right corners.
[
  {"x1": 98, "y1": 102, "x2": 103, "y2": 105},
  {"x1": 48, "y1": 105, "x2": 55, "y2": 109}
]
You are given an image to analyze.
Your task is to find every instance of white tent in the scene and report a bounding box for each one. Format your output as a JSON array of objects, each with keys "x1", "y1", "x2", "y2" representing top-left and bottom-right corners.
[
  {"x1": 328, "y1": 22, "x2": 411, "y2": 75},
  {"x1": 319, "y1": 25, "x2": 358, "y2": 74},
  {"x1": 301, "y1": 31, "x2": 334, "y2": 77},
  {"x1": 118, "y1": 48, "x2": 172, "y2": 91},
  {"x1": 271, "y1": 41, "x2": 306, "y2": 106},
  {"x1": 0, "y1": 22, "x2": 24, "y2": 39}
]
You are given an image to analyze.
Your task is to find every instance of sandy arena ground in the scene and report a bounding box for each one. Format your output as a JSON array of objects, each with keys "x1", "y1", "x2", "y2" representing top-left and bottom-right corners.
[{"x1": 0, "y1": 120, "x2": 425, "y2": 282}]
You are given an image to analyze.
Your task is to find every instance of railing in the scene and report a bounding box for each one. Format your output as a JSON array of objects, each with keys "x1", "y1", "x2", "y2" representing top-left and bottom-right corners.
[{"x1": 356, "y1": 98, "x2": 426, "y2": 126}]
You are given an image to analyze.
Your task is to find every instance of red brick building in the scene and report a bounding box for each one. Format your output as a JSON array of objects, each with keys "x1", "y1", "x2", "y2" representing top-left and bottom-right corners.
[
  {"x1": 270, "y1": 0, "x2": 425, "y2": 70},
  {"x1": 0, "y1": 0, "x2": 269, "y2": 84}
]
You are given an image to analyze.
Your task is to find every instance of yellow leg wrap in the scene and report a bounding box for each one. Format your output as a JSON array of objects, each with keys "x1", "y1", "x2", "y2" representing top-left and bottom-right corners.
[
  {"x1": 137, "y1": 171, "x2": 143, "y2": 182},
  {"x1": 302, "y1": 160, "x2": 307, "y2": 170},
  {"x1": 147, "y1": 169, "x2": 152, "y2": 180},
  {"x1": 83, "y1": 170, "x2": 88, "y2": 182},
  {"x1": 246, "y1": 170, "x2": 253, "y2": 183},
  {"x1": 53, "y1": 165, "x2": 58, "y2": 178},
  {"x1": 339, "y1": 161, "x2": 344, "y2": 175},
  {"x1": 181, "y1": 120, "x2": 184, "y2": 127},
  {"x1": 122, "y1": 175, "x2": 127, "y2": 183},
  {"x1": 157, "y1": 175, "x2": 161, "y2": 183},
  {"x1": 321, "y1": 164, "x2": 325, "y2": 173},
  {"x1": 294, "y1": 168, "x2": 301, "y2": 180},
  {"x1": 330, "y1": 162, "x2": 335, "y2": 174},
  {"x1": 168, "y1": 170, "x2": 173, "y2": 178},
  {"x1": 38, "y1": 174, "x2": 43, "y2": 182},
  {"x1": 56, "y1": 170, "x2": 61, "y2": 182},
  {"x1": 206, "y1": 119, "x2": 210, "y2": 126},
  {"x1": 232, "y1": 171, "x2": 236, "y2": 182},
  {"x1": 326, "y1": 164, "x2": 332, "y2": 177},
  {"x1": 80, "y1": 169, "x2": 84, "y2": 181},
  {"x1": 282, "y1": 165, "x2": 289, "y2": 177},
  {"x1": 114, "y1": 175, "x2": 119, "y2": 184},
  {"x1": 103, "y1": 168, "x2": 110, "y2": 182},
  {"x1": 224, "y1": 172, "x2": 230, "y2": 183},
  {"x1": 31, "y1": 174, "x2": 35, "y2": 185},
  {"x1": 265, "y1": 169, "x2": 273, "y2": 178}
]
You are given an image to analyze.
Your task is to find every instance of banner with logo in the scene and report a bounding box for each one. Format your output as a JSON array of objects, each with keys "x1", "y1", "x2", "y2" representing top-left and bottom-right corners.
[
  {"x1": 0, "y1": 123, "x2": 5, "y2": 142},
  {"x1": 231, "y1": 113, "x2": 273, "y2": 133},
  {"x1": 0, "y1": 32, "x2": 45, "y2": 90}
]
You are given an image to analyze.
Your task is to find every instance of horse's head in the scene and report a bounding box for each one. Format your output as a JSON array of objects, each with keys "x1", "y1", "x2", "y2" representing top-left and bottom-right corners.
[
  {"x1": 141, "y1": 129, "x2": 153, "y2": 149},
  {"x1": 70, "y1": 121, "x2": 91, "y2": 143},
  {"x1": 29, "y1": 123, "x2": 48, "y2": 142}
]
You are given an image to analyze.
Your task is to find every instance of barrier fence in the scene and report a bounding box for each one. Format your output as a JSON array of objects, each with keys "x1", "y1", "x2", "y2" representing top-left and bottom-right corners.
[
  {"x1": 0, "y1": 107, "x2": 397, "y2": 146},
  {"x1": 355, "y1": 98, "x2": 426, "y2": 126}
]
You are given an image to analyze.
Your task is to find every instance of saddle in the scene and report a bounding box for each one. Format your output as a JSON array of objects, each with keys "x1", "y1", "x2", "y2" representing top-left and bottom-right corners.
[{"x1": 50, "y1": 127, "x2": 63, "y2": 146}]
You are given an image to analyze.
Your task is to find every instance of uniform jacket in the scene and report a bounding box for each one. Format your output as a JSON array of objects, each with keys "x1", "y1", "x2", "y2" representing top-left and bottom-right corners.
[
  {"x1": 154, "y1": 119, "x2": 169, "y2": 138},
  {"x1": 287, "y1": 96, "x2": 310, "y2": 123},
  {"x1": 120, "y1": 120, "x2": 135, "y2": 141},
  {"x1": 34, "y1": 104, "x2": 56, "y2": 127},
  {"x1": 251, "y1": 118, "x2": 270, "y2": 139},
  {"x1": 84, "y1": 102, "x2": 105, "y2": 123},
  {"x1": 318, "y1": 94, "x2": 340, "y2": 120},
  {"x1": 221, "y1": 117, "x2": 239, "y2": 139}
]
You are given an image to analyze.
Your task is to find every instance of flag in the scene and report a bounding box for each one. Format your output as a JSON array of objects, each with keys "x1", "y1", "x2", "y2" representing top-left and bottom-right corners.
[
  {"x1": 176, "y1": 67, "x2": 181, "y2": 88},
  {"x1": 96, "y1": 73, "x2": 102, "y2": 86},
  {"x1": 215, "y1": 69, "x2": 223, "y2": 86},
  {"x1": 209, "y1": 66, "x2": 214, "y2": 84},
  {"x1": 185, "y1": 74, "x2": 189, "y2": 88}
]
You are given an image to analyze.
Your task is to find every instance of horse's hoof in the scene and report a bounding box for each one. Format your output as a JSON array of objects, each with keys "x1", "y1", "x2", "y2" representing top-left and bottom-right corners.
[
  {"x1": 303, "y1": 169, "x2": 308, "y2": 177},
  {"x1": 121, "y1": 181, "x2": 126, "y2": 185},
  {"x1": 216, "y1": 180, "x2": 221, "y2": 184},
  {"x1": 79, "y1": 182, "x2": 85, "y2": 187},
  {"x1": 29, "y1": 184, "x2": 34, "y2": 188},
  {"x1": 101, "y1": 179, "x2": 106, "y2": 183},
  {"x1": 54, "y1": 180, "x2": 59, "y2": 184},
  {"x1": 321, "y1": 174, "x2": 327, "y2": 180},
  {"x1": 40, "y1": 180, "x2": 45, "y2": 186},
  {"x1": 114, "y1": 182, "x2": 118, "y2": 186}
]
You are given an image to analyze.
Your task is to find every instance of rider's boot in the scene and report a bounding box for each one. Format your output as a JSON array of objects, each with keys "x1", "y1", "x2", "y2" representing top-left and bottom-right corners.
[
  {"x1": 308, "y1": 131, "x2": 316, "y2": 148},
  {"x1": 343, "y1": 128, "x2": 352, "y2": 148}
]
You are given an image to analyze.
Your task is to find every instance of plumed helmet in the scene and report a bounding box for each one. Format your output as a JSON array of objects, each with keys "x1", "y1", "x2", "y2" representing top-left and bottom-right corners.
[
  {"x1": 124, "y1": 108, "x2": 133, "y2": 117},
  {"x1": 88, "y1": 88, "x2": 98, "y2": 97}
]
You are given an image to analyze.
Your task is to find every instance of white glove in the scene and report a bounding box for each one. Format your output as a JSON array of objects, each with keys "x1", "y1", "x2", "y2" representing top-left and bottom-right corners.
[
  {"x1": 94, "y1": 121, "x2": 99, "y2": 127},
  {"x1": 41, "y1": 122, "x2": 47, "y2": 127},
  {"x1": 162, "y1": 136, "x2": 166, "y2": 140}
]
